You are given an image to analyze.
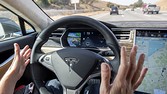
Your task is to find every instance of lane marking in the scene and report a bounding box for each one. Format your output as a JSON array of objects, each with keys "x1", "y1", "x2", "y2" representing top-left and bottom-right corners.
[
  {"x1": 90, "y1": 12, "x2": 109, "y2": 19},
  {"x1": 144, "y1": 14, "x2": 151, "y2": 17},
  {"x1": 162, "y1": 14, "x2": 167, "y2": 15}
]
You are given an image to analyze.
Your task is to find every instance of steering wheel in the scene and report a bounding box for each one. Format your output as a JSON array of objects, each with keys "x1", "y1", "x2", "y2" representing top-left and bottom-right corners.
[{"x1": 30, "y1": 16, "x2": 120, "y2": 94}]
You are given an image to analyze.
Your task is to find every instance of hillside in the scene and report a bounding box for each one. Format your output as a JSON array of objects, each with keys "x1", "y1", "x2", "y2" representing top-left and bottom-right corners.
[
  {"x1": 43, "y1": 1, "x2": 127, "y2": 11},
  {"x1": 42, "y1": 1, "x2": 109, "y2": 10},
  {"x1": 79, "y1": 1, "x2": 110, "y2": 11},
  {"x1": 90, "y1": 1, "x2": 127, "y2": 10},
  {"x1": 157, "y1": 0, "x2": 167, "y2": 10}
]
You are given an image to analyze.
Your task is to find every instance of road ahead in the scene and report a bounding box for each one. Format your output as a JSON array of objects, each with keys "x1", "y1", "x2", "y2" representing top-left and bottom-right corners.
[{"x1": 91, "y1": 9, "x2": 167, "y2": 21}]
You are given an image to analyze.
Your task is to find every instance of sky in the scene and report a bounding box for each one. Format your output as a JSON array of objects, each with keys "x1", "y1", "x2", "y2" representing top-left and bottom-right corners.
[{"x1": 102, "y1": 0, "x2": 159, "y2": 5}]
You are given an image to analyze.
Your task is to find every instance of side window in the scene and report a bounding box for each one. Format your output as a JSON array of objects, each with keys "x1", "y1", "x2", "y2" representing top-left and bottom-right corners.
[
  {"x1": 0, "y1": 6, "x2": 34, "y2": 41},
  {"x1": 24, "y1": 22, "x2": 34, "y2": 34}
]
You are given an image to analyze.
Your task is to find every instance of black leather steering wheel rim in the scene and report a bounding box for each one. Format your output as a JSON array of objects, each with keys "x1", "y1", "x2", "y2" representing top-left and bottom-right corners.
[{"x1": 30, "y1": 16, "x2": 120, "y2": 94}]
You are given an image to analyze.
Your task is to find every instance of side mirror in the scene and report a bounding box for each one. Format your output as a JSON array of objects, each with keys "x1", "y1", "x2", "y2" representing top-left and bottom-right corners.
[{"x1": 0, "y1": 17, "x2": 21, "y2": 40}]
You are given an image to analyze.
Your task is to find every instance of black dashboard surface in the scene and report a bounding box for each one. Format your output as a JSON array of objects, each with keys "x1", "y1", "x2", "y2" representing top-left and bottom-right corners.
[
  {"x1": 106, "y1": 21, "x2": 167, "y2": 28},
  {"x1": 44, "y1": 21, "x2": 167, "y2": 49}
]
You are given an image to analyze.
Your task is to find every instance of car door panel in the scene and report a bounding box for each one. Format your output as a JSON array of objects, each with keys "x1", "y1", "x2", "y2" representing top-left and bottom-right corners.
[
  {"x1": 0, "y1": 56, "x2": 13, "y2": 79},
  {"x1": 0, "y1": 32, "x2": 37, "y2": 79}
]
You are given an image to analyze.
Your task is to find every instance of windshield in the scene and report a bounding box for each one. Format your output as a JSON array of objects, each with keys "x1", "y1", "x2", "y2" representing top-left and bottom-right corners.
[{"x1": 34, "y1": 0, "x2": 166, "y2": 22}]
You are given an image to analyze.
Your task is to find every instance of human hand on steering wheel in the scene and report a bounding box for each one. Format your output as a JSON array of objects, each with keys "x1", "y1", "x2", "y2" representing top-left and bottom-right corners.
[{"x1": 100, "y1": 46, "x2": 148, "y2": 94}]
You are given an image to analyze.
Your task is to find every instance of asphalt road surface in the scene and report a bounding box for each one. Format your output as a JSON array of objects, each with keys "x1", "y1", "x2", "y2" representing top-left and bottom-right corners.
[{"x1": 90, "y1": 9, "x2": 167, "y2": 21}]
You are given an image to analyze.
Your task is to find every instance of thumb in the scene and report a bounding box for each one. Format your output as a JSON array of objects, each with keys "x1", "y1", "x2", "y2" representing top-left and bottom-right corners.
[{"x1": 100, "y1": 63, "x2": 111, "y2": 94}]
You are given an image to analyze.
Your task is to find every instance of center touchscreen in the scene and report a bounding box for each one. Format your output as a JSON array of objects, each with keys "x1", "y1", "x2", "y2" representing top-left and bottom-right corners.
[{"x1": 134, "y1": 30, "x2": 167, "y2": 94}]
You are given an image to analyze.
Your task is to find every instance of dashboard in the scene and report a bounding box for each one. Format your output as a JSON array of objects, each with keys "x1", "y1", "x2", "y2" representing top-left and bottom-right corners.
[
  {"x1": 61, "y1": 28, "x2": 107, "y2": 48},
  {"x1": 42, "y1": 21, "x2": 167, "y2": 94}
]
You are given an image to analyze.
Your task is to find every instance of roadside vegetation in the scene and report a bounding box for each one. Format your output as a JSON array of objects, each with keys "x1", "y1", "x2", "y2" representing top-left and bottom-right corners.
[
  {"x1": 130, "y1": 0, "x2": 144, "y2": 8},
  {"x1": 34, "y1": 0, "x2": 112, "y2": 16},
  {"x1": 35, "y1": 0, "x2": 107, "y2": 10}
]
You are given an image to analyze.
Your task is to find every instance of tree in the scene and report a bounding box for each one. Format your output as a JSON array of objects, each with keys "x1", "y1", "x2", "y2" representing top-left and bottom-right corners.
[
  {"x1": 130, "y1": 0, "x2": 144, "y2": 8},
  {"x1": 132, "y1": 0, "x2": 143, "y2": 8},
  {"x1": 107, "y1": 2, "x2": 114, "y2": 8},
  {"x1": 36, "y1": 0, "x2": 50, "y2": 7},
  {"x1": 80, "y1": 0, "x2": 98, "y2": 5},
  {"x1": 48, "y1": 0, "x2": 58, "y2": 4},
  {"x1": 62, "y1": 0, "x2": 70, "y2": 5},
  {"x1": 137, "y1": 0, "x2": 144, "y2": 7}
]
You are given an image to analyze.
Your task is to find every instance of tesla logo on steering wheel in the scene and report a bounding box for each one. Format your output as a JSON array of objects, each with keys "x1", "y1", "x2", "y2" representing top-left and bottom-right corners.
[{"x1": 64, "y1": 57, "x2": 79, "y2": 72}]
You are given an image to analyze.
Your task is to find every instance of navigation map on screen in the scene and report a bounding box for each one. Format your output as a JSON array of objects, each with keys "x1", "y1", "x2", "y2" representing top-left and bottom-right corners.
[
  {"x1": 134, "y1": 30, "x2": 167, "y2": 94},
  {"x1": 67, "y1": 32, "x2": 81, "y2": 47}
]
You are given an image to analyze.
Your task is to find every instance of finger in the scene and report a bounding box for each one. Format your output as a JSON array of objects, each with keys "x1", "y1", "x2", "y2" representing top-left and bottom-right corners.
[
  {"x1": 100, "y1": 63, "x2": 111, "y2": 94},
  {"x1": 115, "y1": 46, "x2": 128, "y2": 81},
  {"x1": 127, "y1": 46, "x2": 137, "y2": 83},
  {"x1": 23, "y1": 49, "x2": 31, "y2": 60},
  {"x1": 20, "y1": 45, "x2": 29, "y2": 56},
  {"x1": 133, "y1": 68, "x2": 148, "y2": 89},
  {"x1": 11, "y1": 43, "x2": 20, "y2": 67},
  {"x1": 24, "y1": 59, "x2": 30, "y2": 67},
  {"x1": 132, "y1": 54, "x2": 145, "y2": 85},
  {"x1": 14, "y1": 43, "x2": 20, "y2": 59}
]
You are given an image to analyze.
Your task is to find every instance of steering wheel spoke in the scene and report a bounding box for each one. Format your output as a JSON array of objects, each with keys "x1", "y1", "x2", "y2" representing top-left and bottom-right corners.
[
  {"x1": 62, "y1": 71, "x2": 101, "y2": 94},
  {"x1": 38, "y1": 54, "x2": 55, "y2": 72},
  {"x1": 64, "y1": 88, "x2": 80, "y2": 94}
]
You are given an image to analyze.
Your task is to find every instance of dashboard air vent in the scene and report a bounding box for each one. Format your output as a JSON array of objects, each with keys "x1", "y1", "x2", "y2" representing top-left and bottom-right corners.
[
  {"x1": 112, "y1": 29, "x2": 130, "y2": 41},
  {"x1": 49, "y1": 28, "x2": 65, "y2": 43}
]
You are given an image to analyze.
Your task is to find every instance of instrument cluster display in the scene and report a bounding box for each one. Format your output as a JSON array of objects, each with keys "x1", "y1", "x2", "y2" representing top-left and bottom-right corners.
[{"x1": 66, "y1": 30, "x2": 107, "y2": 48}]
